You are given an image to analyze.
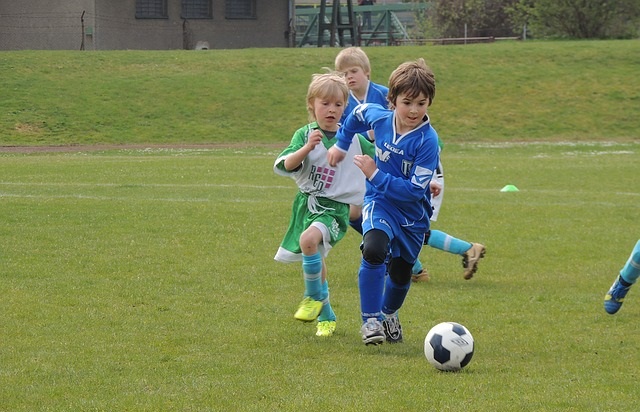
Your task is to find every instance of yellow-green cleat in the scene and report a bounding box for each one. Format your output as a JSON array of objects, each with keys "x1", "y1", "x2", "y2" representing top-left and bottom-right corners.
[
  {"x1": 294, "y1": 297, "x2": 322, "y2": 322},
  {"x1": 316, "y1": 320, "x2": 337, "y2": 337}
]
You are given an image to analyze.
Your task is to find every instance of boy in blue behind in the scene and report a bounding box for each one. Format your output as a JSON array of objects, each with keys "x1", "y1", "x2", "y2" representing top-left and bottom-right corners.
[
  {"x1": 334, "y1": 47, "x2": 388, "y2": 128},
  {"x1": 412, "y1": 154, "x2": 486, "y2": 282},
  {"x1": 334, "y1": 47, "x2": 390, "y2": 237},
  {"x1": 327, "y1": 58, "x2": 439, "y2": 345},
  {"x1": 604, "y1": 239, "x2": 640, "y2": 314}
]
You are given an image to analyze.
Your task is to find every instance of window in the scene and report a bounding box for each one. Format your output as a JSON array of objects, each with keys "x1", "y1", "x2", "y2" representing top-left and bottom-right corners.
[
  {"x1": 136, "y1": 0, "x2": 168, "y2": 19},
  {"x1": 182, "y1": 0, "x2": 212, "y2": 19},
  {"x1": 225, "y1": 0, "x2": 256, "y2": 19}
]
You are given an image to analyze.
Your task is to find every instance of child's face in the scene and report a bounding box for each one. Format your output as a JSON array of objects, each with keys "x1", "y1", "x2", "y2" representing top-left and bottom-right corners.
[
  {"x1": 311, "y1": 93, "x2": 345, "y2": 132},
  {"x1": 393, "y1": 91, "x2": 430, "y2": 134},
  {"x1": 342, "y1": 66, "x2": 370, "y2": 94}
]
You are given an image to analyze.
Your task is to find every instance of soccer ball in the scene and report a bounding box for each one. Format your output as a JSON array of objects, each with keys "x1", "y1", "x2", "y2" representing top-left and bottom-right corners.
[{"x1": 424, "y1": 322, "x2": 474, "y2": 371}]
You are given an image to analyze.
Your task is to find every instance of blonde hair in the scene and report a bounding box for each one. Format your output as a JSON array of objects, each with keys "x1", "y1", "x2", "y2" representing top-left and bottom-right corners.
[
  {"x1": 387, "y1": 58, "x2": 436, "y2": 107},
  {"x1": 334, "y1": 47, "x2": 371, "y2": 76},
  {"x1": 306, "y1": 71, "x2": 348, "y2": 122}
]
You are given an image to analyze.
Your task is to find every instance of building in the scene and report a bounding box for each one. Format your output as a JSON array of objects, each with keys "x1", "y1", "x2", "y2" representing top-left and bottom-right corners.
[{"x1": 0, "y1": 0, "x2": 293, "y2": 50}]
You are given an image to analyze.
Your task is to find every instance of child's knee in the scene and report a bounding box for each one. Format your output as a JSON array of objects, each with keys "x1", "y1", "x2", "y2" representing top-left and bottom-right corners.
[
  {"x1": 299, "y1": 228, "x2": 322, "y2": 254},
  {"x1": 362, "y1": 242, "x2": 386, "y2": 265},
  {"x1": 361, "y1": 229, "x2": 389, "y2": 265}
]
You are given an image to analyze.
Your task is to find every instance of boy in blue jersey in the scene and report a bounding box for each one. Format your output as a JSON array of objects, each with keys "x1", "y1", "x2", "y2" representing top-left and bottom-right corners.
[
  {"x1": 334, "y1": 47, "x2": 388, "y2": 128},
  {"x1": 335, "y1": 47, "x2": 484, "y2": 281},
  {"x1": 274, "y1": 72, "x2": 375, "y2": 338},
  {"x1": 604, "y1": 239, "x2": 640, "y2": 314},
  {"x1": 327, "y1": 58, "x2": 440, "y2": 345},
  {"x1": 336, "y1": 46, "x2": 426, "y2": 277}
]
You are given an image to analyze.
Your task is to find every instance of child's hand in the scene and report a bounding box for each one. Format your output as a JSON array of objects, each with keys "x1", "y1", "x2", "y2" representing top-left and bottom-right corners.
[
  {"x1": 353, "y1": 155, "x2": 377, "y2": 179},
  {"x1": 430, "y1": 180, "x2": 442, "y2": 197},
  {"x1": 306, "y1": 130, "x2": 323, "y2": 150},
  {"x1": 327, "y1": 146, "x2": 346, "y2": 167}
]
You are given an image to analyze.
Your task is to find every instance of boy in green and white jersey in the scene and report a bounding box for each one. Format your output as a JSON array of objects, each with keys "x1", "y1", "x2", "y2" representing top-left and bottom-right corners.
[{"x1": 274, "y1": 71, "x2": 374, "y2": 337}]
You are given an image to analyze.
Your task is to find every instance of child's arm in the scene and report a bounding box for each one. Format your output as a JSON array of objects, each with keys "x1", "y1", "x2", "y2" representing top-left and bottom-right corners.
[
  {"x1": 283, "y1": 129, "x2": 323, "y2": 171},
  {"x1": 337, "y1": 103, "x2": 386, "y2": 150},
  {"x1": 327, "y1": 103, "x2": 386, "y2": 166},
  {"x1": 353, "y1": 155, "x2": 377, "y2": 178},
  {"x1": 275, "y1": 125, "x2": 318, "y2": 175},
  {"x1": 327, "y1": 146, "x2": 347, "y2": 167}
]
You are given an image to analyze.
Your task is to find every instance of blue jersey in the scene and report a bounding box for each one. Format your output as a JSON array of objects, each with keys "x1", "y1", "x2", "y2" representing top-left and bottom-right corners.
[
  {"x1": 340, "y1": 81, "x2": 389, "y2": 124},
  {"x1": 335, "y1": 103, "x2": 440, "y2": 250}
]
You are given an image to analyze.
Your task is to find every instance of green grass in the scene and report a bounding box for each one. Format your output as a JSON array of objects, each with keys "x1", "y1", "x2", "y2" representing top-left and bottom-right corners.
[
  {"x1": 1, "y1": 40, "x2": 639, "y2": 146},
  {"x1": 1, "y1": 141, "x2": 639, "y2": 411}
]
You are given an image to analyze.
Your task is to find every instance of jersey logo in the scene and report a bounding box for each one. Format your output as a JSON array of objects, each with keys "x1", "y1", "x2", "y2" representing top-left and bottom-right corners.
[
  {"x1": 411, "y1": 165, "x2": 433, "y2": 189},
  {"x1": 383, "y1": 141, "x2": 404, "y2": 155},
  {"x1": 376, "y1": 146, "x2": 391, "y2": 162},
  {"x1": 308, "y1": 165, "x2": 335, "y2": 190},
  {"x1": 377, "y1": 218, "x2": 391, "y2": 230},
  {"x1": 401, "y1": 160, "x2": 413, "y2": 177},
  {"x1": 329, "y1": 218, "x2": 341, "y2": 238}
]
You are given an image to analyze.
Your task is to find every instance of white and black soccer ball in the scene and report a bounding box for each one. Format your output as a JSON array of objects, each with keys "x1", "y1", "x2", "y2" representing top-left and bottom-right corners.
[{"x1": 424, "y1": 322, "x2": 474, "y2": 371}]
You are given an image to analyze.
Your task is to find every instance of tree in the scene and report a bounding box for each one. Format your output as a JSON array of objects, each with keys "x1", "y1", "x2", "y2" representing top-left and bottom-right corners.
[
  {"x1": 420, "y1": 0, "x2": 640, "y2": 40},
  {"x1": 512, "y1": 0, "x2": 640, "y2": 39},
  {"x1": 423, "y1": 0, "x2": 522, "y2": 39}
]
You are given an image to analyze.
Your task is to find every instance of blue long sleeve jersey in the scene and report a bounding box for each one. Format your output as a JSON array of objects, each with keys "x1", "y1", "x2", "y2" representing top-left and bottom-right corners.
[
  {"x1": 340, "y1": 80, "x2": 389, "y2": 124},
  {"x1": 335, "y1": 103, "x2": 440, "y2": 223}
]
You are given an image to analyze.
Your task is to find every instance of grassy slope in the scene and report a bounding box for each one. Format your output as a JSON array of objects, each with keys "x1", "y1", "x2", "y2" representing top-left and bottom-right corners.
[{"x1": 1, "y1": 39, "x2": 639, "y2": 147}]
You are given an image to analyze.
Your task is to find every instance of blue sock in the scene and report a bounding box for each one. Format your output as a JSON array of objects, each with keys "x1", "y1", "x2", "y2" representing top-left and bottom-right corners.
[
  {"x1": 318, "y1": 280, "x2": 336, "y2": 322},
  {"x1": 411, "y1": 259, "x2": 423, "y2": 275},
  {"x1": 620, "y1": 240, "x2": 640, "y2": 284},
  {"x1": 349, "y1": 216, "x2": 363, "y2": 234},
  {"x1": 382, "y1": 276, "x2": 410, "y2": 315},
  {"x1": 427, "y1": 229, "x2": 472, "y2": 255},
  {"x1": 359, "y1": 258, "x2": 386, "y2": 322},
  {"x1": 302, "y1": 253, "x2": 323, "y2": 300}
]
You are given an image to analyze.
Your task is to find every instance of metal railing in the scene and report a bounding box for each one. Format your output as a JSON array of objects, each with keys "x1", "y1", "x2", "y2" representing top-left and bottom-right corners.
[{"x1": 294, "y1": 3, "x2": 427, "y2": 47}]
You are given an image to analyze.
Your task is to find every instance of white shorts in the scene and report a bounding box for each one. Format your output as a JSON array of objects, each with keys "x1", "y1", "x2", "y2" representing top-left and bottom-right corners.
[{"x1": 430, "y1": 162, "x2": 444, "y2": 222}]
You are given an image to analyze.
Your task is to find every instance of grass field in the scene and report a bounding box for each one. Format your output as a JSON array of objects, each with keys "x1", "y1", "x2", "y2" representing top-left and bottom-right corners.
[
  {"x1": 1, "y1": 141, "x2": 638, "y2": 411},
  {"x1": 1, "y1": 39, "x2": 639, "y2": 146},
  {"x1": 1, "y1": 40, "x2": 639, "y2": 410}
]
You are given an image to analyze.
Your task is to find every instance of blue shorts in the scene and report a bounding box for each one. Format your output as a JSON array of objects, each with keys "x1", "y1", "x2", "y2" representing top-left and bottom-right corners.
[{"x1": 361, "y1": 200, "x2": 429, "y2": 263}]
